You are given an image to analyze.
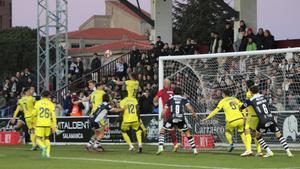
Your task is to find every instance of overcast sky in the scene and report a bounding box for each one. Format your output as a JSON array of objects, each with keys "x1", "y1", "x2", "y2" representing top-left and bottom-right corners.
[{"x1": 12, "y1": 0, "x2": 300, "y2": 40}]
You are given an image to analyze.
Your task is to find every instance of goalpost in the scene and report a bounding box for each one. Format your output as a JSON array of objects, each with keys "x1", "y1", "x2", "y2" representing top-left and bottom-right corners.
[{"x1": 158, "y1": 47, "x2": 300, "y2": 148}]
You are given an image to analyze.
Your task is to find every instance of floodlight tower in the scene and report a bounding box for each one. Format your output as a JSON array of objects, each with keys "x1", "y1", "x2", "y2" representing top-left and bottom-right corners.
[{"x1": 37, "y1": 0, "x2": 68, "y2": 96}]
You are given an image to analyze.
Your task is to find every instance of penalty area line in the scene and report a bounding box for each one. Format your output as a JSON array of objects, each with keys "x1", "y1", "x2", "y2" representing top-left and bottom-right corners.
[{"x1": 52, "y1": 156, "x2": 234, "y2": 169}]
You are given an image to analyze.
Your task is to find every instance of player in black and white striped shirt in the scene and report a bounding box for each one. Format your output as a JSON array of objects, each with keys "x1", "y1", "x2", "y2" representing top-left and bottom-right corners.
[
  {"x1": 240, "y1": 86, "x2": 293, "y2": 158},
  {"x1": 156, "y1": 87, "x2": 198, "y2": 155}
]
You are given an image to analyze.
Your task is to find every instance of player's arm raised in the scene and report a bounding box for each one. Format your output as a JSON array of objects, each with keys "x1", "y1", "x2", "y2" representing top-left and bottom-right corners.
[{"x1": 202, "y1": 100, "x2": 223, "y2": 122}]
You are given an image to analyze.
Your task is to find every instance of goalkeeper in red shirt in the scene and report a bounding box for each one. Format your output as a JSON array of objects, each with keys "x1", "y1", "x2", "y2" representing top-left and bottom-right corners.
[{"x1": 153, "y1": 79, "x2": 179, "y2": 152}]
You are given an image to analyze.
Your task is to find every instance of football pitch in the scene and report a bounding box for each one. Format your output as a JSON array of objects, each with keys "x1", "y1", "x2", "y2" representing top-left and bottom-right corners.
[{"x1": 0, "y1": 145, "x2": 299, "y2": 169}]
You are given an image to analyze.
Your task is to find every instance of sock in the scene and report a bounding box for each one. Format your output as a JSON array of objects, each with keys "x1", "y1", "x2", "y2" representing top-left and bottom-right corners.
[
  {"x1": 30, "y1": 133, "x2": 36, "y2": 147},
  {"x1": 188, "y1": 136, "x2": 196, "y2": 150},
  {"x1": 44, "y1": 139, "x2": 51, "y2": 156},
  {"x1": 225, "y1": 131, "x2": 233, "y2": 144},
  {"x1": 240, "y1": 133, "x2": 247, "y2": 148},
  {"x1": 94, "y1": 139, "x2": 101, "y2": 148},
  {"x1": 254, "y1": 137, "x2": 262, "y2": 153},
  {"x1": 158, "y1": 135, "x2": 165, "y2": 149},
  {"x1": 136, "y1": 130, "x2": 142, "y2": 147},
  {"x1": 258, "y1": 137, "x2": 272, "y2": 153},
  {"x1": 122, "y1": 132, "x2": 132, "y2": 148},
  {"x1": 88, "y1": 138, "x2": 95, "y2": 147},
  {"x1": 245, "y1": 133, "x2": 252, "y2": 152},
  {"x1": 169, "y1": 130, "x2": 178, "y2": 146},
  {"x1": 36, "y1": 138, "x2": 45, "y2": 149},
  {"x1": 278, "y1": 136, "x2": 289, "y2": 151},
  {"x1": 139, "y1": 121, "x2": 147, "y2": 133}
]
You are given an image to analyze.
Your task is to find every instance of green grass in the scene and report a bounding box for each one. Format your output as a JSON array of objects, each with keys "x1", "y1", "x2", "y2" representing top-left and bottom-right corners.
[{"x1": 0, "y1": 145, "x2": 299, "y2": 169}]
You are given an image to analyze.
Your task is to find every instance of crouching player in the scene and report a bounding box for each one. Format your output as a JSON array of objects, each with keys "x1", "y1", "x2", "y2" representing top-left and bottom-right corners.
[
  {"x1": 240, "y1": 86, "x2": 293, "y2": 158},
  {"x1": 86, "y1": 94, "x2": 112, "y2": 152},
  {"x1": 202, "y1": 89, "x2": 251, "y2": 156},
  {"x1": 157, "y1": 87, "x2": 198, "y2": 155},
  {"x1": 32, "y1": 91, "x2": 57, "y2": 158}
]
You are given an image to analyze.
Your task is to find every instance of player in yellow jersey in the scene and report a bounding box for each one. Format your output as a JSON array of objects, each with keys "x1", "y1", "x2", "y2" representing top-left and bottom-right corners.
[
  {"x1": 244, "y1": 80, "x2": 262, "y2": 156},
  {"x1": 75, "y1": 81, "x2": 106, "y2": 114},
  {"x1": 12, "y1": 87, "x2": 37, "y2": 150},
  {"x1": 202, "y1": 89, "x2": 251, "y2": 156},
  {"x1": 113, "y1": 72, "x2": 147, "y2": 135},
  {"x1": 113, "y1": 90, "x2": 143, "y2": 153},
  {"x1": 32, "y1": 91, "x2": 57, "y2": 158},
  {"x1": 113, "y1": 72, "x2": 139, "y2": 98}
]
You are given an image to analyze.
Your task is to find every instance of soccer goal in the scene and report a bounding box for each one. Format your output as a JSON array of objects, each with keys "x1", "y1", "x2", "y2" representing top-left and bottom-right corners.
[{"x1": 158, "y1": 47, "x2": 300, "y2": 149}]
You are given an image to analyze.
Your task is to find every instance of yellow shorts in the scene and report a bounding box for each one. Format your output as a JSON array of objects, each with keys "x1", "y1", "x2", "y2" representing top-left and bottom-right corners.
[
  {"x1": 226, "y1": 118, "x2": 244, "y2": 133},
  {"x1": 121, "y1": 121, "x2": 140, "y2": 132},
  {"x1": 35, "y1": 127, "x2": 51, "y2": 137},
  {"x1": 25, "y1": 117, "x2": 34, "y2": 129},
  {"x1": 245, "y1": 115, "x2": 259, "y2": 130}
]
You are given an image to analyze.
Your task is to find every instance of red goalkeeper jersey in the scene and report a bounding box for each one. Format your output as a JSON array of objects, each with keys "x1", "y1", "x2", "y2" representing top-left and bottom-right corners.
[{"x1": 155, "y1": 87, "x2": 174, "y2": 117}]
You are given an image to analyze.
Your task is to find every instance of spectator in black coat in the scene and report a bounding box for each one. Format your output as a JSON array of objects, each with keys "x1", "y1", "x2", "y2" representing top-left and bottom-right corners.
[
  {"x1": 256, "y1": 28, "x2": 265, "y2": 50},
  {"x1": 129, "y1": 46, "x2": 141, "y2": 70},
  {"x1": 239, "y1": 30, "x2": 248, "y2": 51},
  {"x1": 155, "y1": 36, "x2": 164, "y2": 50},
  {"x1": 139, "y1": 90, "x2": 153, "y2": 114},
  {"x1": 238, "y1": 20, "x2": 247, "y2": 32},
  {"x1": 222, "y1": 22, "x2": 234, "y2": 52},
  {"x1": 263, "y1": 29, "x2": 275, "y2": 49},
  {"x1": 91, "y1": 53, "x2": 101, "y2": 82}
]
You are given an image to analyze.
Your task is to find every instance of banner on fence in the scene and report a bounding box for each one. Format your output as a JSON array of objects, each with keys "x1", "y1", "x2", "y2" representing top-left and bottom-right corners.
[{"x1": 0, "y1": 111, "x2": 299, "y2": 144}]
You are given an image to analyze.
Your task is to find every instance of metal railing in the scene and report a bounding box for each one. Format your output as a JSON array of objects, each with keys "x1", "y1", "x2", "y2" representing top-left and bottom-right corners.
[{"x1": 55, "y1": 52, "x2": 131, "y2": 103}]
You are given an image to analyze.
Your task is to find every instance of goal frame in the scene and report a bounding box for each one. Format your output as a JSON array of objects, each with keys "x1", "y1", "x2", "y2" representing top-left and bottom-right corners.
[{"x1": 158, "y1": 47, "x2": 300, "y2": 130}]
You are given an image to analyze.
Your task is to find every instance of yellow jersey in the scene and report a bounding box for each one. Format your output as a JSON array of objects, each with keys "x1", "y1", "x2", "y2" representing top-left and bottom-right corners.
[
  {"x1": 125, "y1": 80, "x2": 139, "y2": 98},
  {"x1": 120, "y1": 97, "x2": 139, "y2": 123},
  {"x1": 206, "y1": 97, "x2": 244, "y2": 122},
  {"x1": 13, "y1": 96, "x2": 35, "y2": 118},
  {"x1": 32, "y1": 98, "x2": 56, "y2": 127},
  {"x1": 246, "y1": 90, "x2": 256, "y2": 116},
  {"x1": 90, "y1": 89, "x2": 105, "y2": 113}
]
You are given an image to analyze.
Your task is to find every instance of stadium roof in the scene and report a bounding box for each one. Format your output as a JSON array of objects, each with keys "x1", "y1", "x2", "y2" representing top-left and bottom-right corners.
[
  {"x1": 69, "y1": 39, "x2": 151, "y2": 55},
  {"x1": 67, "y1": 28, "x2": 148, "y2": 40}
]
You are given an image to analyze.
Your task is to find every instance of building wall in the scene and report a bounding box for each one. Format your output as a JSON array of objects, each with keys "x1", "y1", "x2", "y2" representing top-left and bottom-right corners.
[
  {"x1": 0, "y1": 0, "x2": 12, "y2": 30},
  {"x1": 79, "y1": 15, "x2": 111, "y2": 31},
  {"x1": 107, "y1": 1, "x2": 150, "y2": 35}
]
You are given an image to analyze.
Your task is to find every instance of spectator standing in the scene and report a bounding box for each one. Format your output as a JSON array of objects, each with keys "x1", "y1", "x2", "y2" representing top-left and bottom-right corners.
[
  {"x1": 91, "y1": 53, "x2": 101, "y2": 82},
  {"x1": 139, "y1": 90, "x2": 153, "y2": 114},
  {"x1": 129, "y1": 46, "x2": 142, "y2": 71},
  {"x1": 155, "y1": 36, "x2": 164, "y2": 50},
  {"x1": 209, "y1": 32, "x2": 222, "y2": 53},
  {"x1": 222, "y1": 22, "x2": 234, "y2": 52},
  {"x1": 238, "y1": 20, "x2": 247, "y2": 32},
  {"x1": 263, "y1": 30, "x2": 275, "y2": 49},
  {"x1": 239, "y1": 30, "x2": 248, "y2": 51},
  {"x1": 116, "y1": 58, "x2": 125, "y2": 80},
  {"x1": 256, "y1": 28, "x2": 265, "y2": 50}
]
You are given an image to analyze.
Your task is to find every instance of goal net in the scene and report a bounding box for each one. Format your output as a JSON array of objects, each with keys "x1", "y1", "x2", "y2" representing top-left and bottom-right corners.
[{"x1": 158, "y1": 48, "x2": 300, "y2": 149}]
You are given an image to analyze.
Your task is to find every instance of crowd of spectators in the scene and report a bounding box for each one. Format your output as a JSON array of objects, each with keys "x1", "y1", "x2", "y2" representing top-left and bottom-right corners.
[
  {"x1": 209, "y1": 20, "x2": 275, "y2": 53},
  {"x1": 1, "y1": 20, "x2": 299, "y2": 118},
  {"x1": 0, "y1": 68, "x2": 37, "y2": 117}
]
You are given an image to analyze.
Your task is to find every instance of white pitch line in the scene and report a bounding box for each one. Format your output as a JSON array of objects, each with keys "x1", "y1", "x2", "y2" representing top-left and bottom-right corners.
[{"x1": 52, "y1": 156, "x2": 235, "y2": 169}]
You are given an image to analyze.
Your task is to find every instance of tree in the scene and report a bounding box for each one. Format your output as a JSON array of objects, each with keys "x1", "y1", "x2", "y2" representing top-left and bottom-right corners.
[
  {"x1": 173, "y1": 0, "x2": 236, "y2": 44},
  {"x1": 0, "y1": 27, "x2": 37, "y2": 80}
]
